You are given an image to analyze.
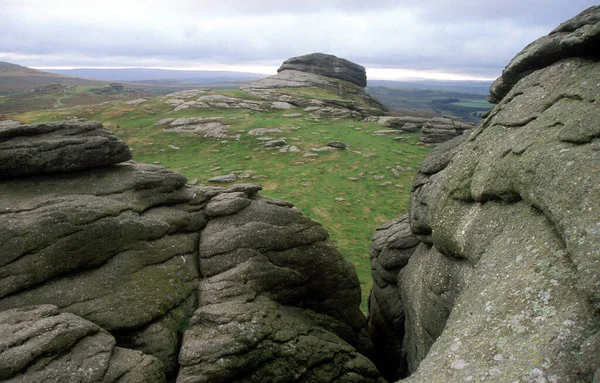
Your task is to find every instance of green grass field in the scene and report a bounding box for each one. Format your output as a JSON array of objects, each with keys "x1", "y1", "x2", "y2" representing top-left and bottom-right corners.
[{"x1": 12, "y1": 91, "x2": 432, "y2": 312}]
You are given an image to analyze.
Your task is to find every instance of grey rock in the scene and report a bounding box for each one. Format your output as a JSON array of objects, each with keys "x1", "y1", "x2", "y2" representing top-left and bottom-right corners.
[
  {"x1": 178, "y1": 297, "x2": 384, "y2": 383},
  {"x1": 327, "y1": 141, "x2": 348, "y2": 149},
  {"x1": 376, "y1": 116, "x2": 427, "y2": 130},
  {"x1": 271, "y1": 101, "x2": 294, "y2": 109},
  {"x1": 248, "y1": 127, "x2": 282, "y2": 135},
  {"x1": 264, "y1": 139, "x2": 286, "y2": 148},
  {"x1": 0, "y1": 305, "x2": 165, "y2": 382},
  {"x1": 367, "y1": 215, "x2": 419, "y2": 381},
  {"x1": 0, "y1": 119, "x2": 131, "y2": 178},
  {"x1": 488, "y1": 5, "x2": 600, "y2": 103},
  {"x1": 396, "y1": 13, "x2": 600, "y2": 381},
  {"x1": 208, "y1": 173, "x2": 237, "y2": 183},
  {"x1": 278, "y1": 52, "x2": 367, "y2": 87},
  {"x1": 420, "y1": 117, "x2": 475, "y2": 144},
  {"x1": 0, "y1": 162, "x2": 202, "y2": 333}
]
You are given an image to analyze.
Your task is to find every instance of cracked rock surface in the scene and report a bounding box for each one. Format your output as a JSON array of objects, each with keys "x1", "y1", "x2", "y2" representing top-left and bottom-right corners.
[
  {"x1": 367, "y1": 6, "x2": 600, "y2": 382},
  {"x1": 0, "y1": 119, "x2": 382, "y2": 381},
  {"x1": 0, "y1": 119, "x2": 131, "y2": 177},
  {"x1": 0, "y1": 305, "x2": 165, "y2": 382}
]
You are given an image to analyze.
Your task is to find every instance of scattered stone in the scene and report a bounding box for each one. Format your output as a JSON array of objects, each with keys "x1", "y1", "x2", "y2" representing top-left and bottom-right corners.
[
  {"x1": 288, "y1": 145, "x2": 300, "y2": 152},
  {"x1": 264, "y1": 139, "x2": 286, "y2": 148},
  {"x1": 272, "y1": 101, "x2": 294, "y2": 109},
  {"x1": 126, "y1": 98, "x2": 147, "y2": 105},
  {"x1": 208, "y1": 173, "x2": 237, "y2": 183},
  {"x1": 283, "y1": 113, "x2": 303, "y2": 117},
  {"x1": 363, "y1": 153, "x2": 376, "y2": 158},
  {"x1": 380, "y1": 182, "x2": 392, "y2": 186},
  {"x1": 374, "y1": 130, "x2": 400, "y2": 135},
  {"x1": 391, "y1": 169, "x2": 401, "y2": 178},
  {"x1": 187, "y1": 178, "x2": 198, "y2": 185},
  {"x1": 335, "y1": 197, "x2": 346, "y2": 201},
  {"x1": 327, "y1": 141, "x2": 348, "y2": 149},
  {"x1": 374, "y1": 175, "x2": 384, "y2": 180},
  {"x1": 312, "y1": 146, "x2": 336, "y2": 152},
  {"x1": 394, "y1": 136, "x2": 406, "y2": 141},
  {"x1": 248, "y1": 128, "x2": 282, "y2": 136},
  {"x1": 303, "y1": 152, "x2": 318, "y2": 157},
  {"x1": 349, "y1": 177, "x2": 358, "y2": 181},
  {"x1": 168, "y1": 145, "x2": 180, "y2": 150}
]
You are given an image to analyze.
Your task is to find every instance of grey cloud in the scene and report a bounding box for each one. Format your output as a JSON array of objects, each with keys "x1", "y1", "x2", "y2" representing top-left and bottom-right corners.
[{"x1": 0, "y1": 0, "x2": 597, "y2": 79}]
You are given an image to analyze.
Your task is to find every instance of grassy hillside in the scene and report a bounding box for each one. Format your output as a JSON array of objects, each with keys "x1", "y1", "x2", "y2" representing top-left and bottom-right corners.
[
  {"x1": 0, "y1": 61, "x2": 107, "y2": 95},
  {"x1": 10, "y1": 89, "x2": 432, "y2": 311}
]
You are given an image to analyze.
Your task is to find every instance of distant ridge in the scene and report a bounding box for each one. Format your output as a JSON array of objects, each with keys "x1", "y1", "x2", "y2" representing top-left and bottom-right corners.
[
  {"x1": 42, "y1": 68, "x2": 267, "y2": 83},
  {"x1": 0, "y1": 61, "x2": 105, "y2": 95}
]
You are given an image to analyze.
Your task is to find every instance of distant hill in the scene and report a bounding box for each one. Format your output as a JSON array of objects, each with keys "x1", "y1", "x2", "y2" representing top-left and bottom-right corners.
[
  {"x1": 0, "y1": 61, "x2": 106, "y2": 95},
  {"x1": 42, "y1": 68, "x2": 267, "y2": 84},
  {"x1": 368, "y1": 79, "x2": 492, "y2": 95}
]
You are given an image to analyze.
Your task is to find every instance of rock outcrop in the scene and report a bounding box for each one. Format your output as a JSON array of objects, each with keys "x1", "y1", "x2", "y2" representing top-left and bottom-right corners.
[
  {"x1": 0, "y1": 119, "x2": 383, "y2": 382},
  {"x1": 365, "y1": 115, "x2": 475, "y2": 144},
  {"x1": 0, "y1": 305, "x2": 165, "y2": 382},
  {"x1": 0, "y1": 119, "x2": 131, "y2": 177},
  {"x1": 419, "y1": 116, "x2": 475, "y2": 144},
  {"x1": 242, "y1": 53, "x2": 387, "y2": 117},
  {"x1": 368, "y1": 6, "x2": 600, "y2": 382},
  {"x1": 278, "y1": 53, "x2": 368, "y2": 88}
]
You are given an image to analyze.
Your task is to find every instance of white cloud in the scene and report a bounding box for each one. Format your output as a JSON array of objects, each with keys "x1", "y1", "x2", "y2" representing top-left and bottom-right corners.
[{"x1": 1, "y1": 0, "x2": 597, "y2": 79}]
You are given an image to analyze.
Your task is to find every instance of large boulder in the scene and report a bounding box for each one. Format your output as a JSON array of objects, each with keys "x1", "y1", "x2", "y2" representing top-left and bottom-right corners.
[
  {"x1": 177, "y1": 189, "x2": 383, "y2": 382},
  {"x1": 0, "y1": 119, "x2": 131, "y2": 177},
  {"x1": 0, "y1": 305, "x2": 165, "y2": 382},
  {"x1": 380, "y1": 6, "x2": 600, "y2": 382},
  {"x1": 278, "y1": 53, "x2": 367, "y2": 88},
  {"x1": 420, "y1": 116, "x2": 474, "y2": 144}
]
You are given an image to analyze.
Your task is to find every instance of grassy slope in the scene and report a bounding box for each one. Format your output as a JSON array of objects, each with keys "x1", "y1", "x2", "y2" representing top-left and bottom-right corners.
[{"x1": 13, "y1": 91, "x2": 432, "y2": 312}]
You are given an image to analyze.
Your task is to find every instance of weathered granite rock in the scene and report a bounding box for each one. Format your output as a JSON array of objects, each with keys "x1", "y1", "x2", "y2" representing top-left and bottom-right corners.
[
  {"x1": 367, "y1": 215, "x2": 419, "y2": 381},
  {"x1": 278, "y1": 53, "x2": 368, "y2": 88},
  {"x1": 242, "y1": 54, "x2": 387, "y2": 118},
  {"x1": 488, "y1": 5, "x2": 600, "y2": 103},
  {"x1": 178, "y1": 189, "x2": 383, "y2": 382},
  {"x1": 0, "y1": 120, "x2": 382, "y2": 381},
  {"x1": 0, "y1": 305, "x2": 165, "y2": 382},
  {"x1": 391, "y1": 7, "x2": 600, "y2": 382},
  {"x1": 420, "y1": 116, "x2": 475, "y2": 144},
  {"x1": 208, "y1": 173, "x2": 237, "y2": 183},
  {"x1": 0, "y1": 119, "x2": 131, "y2": 178},
  {"x1": 179, "y1": 297, "x2": 385, "y2": 383},
  {"x1": 375, "y1": 116, "x2": 428, "y2": 131},
  {"x1": 327, "y1": 141, "x2": 348, "y2": 149}
]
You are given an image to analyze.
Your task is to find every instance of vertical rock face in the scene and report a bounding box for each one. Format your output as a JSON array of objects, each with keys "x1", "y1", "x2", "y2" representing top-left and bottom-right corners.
[
  {"x1": 367, "y1": 6, "x2": 600, "y2": 383},
  {"x1": 367, "y1": 215, "x2": 419, "y2": 381},
  {"x1": 0, "y1": 119, "x2": 383, "y2": 382}
]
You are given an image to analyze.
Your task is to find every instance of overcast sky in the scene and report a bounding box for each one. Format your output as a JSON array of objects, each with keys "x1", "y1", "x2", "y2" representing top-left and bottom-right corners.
[{"x1": 1, "y1": 0, "x2": 597, "y2": 81}]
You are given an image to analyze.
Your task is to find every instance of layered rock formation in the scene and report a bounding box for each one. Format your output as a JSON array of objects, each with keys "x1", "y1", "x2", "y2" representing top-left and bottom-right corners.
[
  {"x1": 0, "y1": 119, "x2": 383, "y2": 382},
  {"x1": 242, "y1": 53, "x2": 387, "y2": 117},
  {"x1": 278, "y1": 53, "x2": 368, "y2": 88},
  {"x1": 368, "y1": 6, "x2": 600, "y2": 382},
  {"x1": 365, "y1": 115, "x2": 476, "y2": 144}
]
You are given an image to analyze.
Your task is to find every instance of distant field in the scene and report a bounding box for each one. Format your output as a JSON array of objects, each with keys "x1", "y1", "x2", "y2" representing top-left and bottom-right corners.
[
  {"x1": 12, "y1": 91, "x2": 432, "y2": 311},
  {"x1": 451, "y1": 99, "x2": 493, "y2": 108},
  {"x1": 367, "y1": 85, "x2": 492, "y2": 122}
]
